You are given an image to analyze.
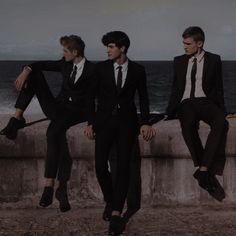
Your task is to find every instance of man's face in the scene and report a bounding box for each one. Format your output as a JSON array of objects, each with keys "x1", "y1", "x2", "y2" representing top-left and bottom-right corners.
[
  {"x1": 63, "y1": 46, "x2": 77, "y2": 62},
  {"x1": 106, "y1": 43, "x2": 124, "y2": 60},
  {"x1": 183, "y1": 37, "x2": 203, "y2": 55}
]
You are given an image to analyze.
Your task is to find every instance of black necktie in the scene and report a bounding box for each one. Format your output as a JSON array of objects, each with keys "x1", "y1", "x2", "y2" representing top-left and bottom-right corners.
[
  {"x1": 190, "y1": 58, "x2": 197, "y2": 98},
  {"x1": 116, "y1": 66, "x2": 122, "y2": 93},
  {"x1": 70, "y1": 65, "x2": 77, "y2": 85}
]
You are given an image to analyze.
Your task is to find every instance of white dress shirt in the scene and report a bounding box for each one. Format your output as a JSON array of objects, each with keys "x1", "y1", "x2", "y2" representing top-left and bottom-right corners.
[
  {"x1": 182, "y1": 50, "x2": 206, "y2": 100},
  {"x1": 71, "y1": 57, "x2": 86, "y2": 84},
  {"x1": 69, "y1": 57, "x2": 86, "y2": 101}
]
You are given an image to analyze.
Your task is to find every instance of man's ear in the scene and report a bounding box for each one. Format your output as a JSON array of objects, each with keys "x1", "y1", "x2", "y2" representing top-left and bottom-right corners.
[
  {"x1": 72, "y1": 49, "x2": 78, "y2": 56},
  {"x1": 197, "y1": 41, "x2": 203, "y2": 48},
  {"x1": 121, "y1": 46, "x2": 126, "y2": 53}
]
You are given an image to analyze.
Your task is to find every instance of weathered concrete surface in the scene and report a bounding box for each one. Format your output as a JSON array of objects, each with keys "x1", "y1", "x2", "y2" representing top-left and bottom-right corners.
[
  {"x1": 0, "y1": 114, "x2": 236, "y2": 204},
  {"x1": 1, "y1": 205, "x2": 236, "y2": 235},
  {"x1": 1, "y1": 114, "x2": 235, "y2": 159}
]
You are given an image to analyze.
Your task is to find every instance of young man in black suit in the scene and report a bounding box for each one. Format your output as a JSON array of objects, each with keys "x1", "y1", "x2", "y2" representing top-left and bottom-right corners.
[
  {"x1": 166, "y1": 26, "x2": 228, "y2": 201},
  {"x1": 84, "y1": 31, "x2": 155, "y2": 235},
  {"x1": 0, "y1": 35, "x2": 95, "y2": 212}
]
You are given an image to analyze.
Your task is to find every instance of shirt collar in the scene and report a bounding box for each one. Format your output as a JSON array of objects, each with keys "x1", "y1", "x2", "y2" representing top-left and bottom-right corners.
[
  {"x1": 73, "y1": 57, "x2": 86, "y2": 70},
  {"x1": 190, "y1": 50, "x2": 205, "y2": 63},
  {"x1": 114, "y1": 59, "x2": 129, "y2": 71}
]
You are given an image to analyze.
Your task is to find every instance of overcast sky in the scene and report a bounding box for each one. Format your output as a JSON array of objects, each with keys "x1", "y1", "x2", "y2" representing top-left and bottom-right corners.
[{"x1": 0, "y1": 0, "x2": 235, "y2": 60}]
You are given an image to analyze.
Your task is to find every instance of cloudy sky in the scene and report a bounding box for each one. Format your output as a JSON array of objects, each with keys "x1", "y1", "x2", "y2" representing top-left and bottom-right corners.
[{"x1": 0, "y1": 0, "x2": 235, "y2": 60}]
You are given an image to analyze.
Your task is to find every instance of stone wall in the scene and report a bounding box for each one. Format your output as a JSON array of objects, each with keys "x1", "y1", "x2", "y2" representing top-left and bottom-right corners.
[{"x1": 0, "y1": 114, "x2": 236, "y2": 205}]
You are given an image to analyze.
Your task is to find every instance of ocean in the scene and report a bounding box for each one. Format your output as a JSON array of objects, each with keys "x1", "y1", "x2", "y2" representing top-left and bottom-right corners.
[{"x1": 0, "y1": 61, "x2": 236, "y2": 114}]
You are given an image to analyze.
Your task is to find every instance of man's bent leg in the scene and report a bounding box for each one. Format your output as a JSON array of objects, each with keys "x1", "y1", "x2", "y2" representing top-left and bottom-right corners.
[{"x1": 178, "y1": 100, "x2": 204, "y2": 166}]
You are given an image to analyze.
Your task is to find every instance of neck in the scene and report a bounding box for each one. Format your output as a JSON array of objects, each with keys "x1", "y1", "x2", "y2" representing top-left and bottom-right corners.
[
  {"x1": 194, "y1": 48, "x2": 203, "y2": 57},
  {"x1": 114, "y1": 54, "x2": 127, "y2": 65},
  {"x1": 73, "y1": 56, "x2": 84, "y2": 64}
]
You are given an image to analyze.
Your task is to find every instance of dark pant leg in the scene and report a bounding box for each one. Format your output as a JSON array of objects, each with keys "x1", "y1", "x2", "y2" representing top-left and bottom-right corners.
[
  {"x1": 95, "y1": 119, "x2": 117, "y2": 204},
  {"x1": 198, "y1": 100, "x2": 228, "y2": 173},
  {"x1": 109, "y1": 138, "x2": 141, "y2": 211},
  {"x1": 56, "y1": 116, "x2": 86, "y2": 182},
  {"x1": 45, "y1": 116, "x2": 85, "y2": 181},
  {"x1": 112, "y1": 125, "x2": 137, "y2": 212},
  {"x1": 209, "y1": 120, "x2": 228, "y2": 175},
  {"x1": 126, "y1": 139, "x2": 141, "y2": 211},
  {"x1": 15, "y1": 71, "x2": 63, "y2": 119},
  {"x1": 178, "y1": 100, "x2": 204, "y2": 167},
  {"x1": 45, "y1": 120, "x2": 70, "y2": 179},
  {"x1": 56, "y1": 134, "x2": 72, "y2": 182},
  {"x1": 109, "y1": 144, "x2": 118, "y2": 188},
  {"x1": 15, "y1": 72, "x2": 54, "y2": 113}
]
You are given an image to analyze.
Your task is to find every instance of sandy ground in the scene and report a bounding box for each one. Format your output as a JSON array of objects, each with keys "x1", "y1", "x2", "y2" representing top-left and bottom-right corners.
[{"x1": 1, "y1": 204, "x2": 236, "y2": 236}]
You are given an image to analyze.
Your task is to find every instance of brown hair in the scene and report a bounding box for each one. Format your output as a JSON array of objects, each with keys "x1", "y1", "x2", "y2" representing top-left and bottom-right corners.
[
  {"x1": 182, "y1": 26, "x2": 205, "y2": 43},
  {"x1": 60, "y1": 35, "x2": 85, "y2": 57}
]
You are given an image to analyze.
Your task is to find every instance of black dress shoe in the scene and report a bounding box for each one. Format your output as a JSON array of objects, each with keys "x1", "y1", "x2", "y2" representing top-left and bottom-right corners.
[
  {"x1": 122, "y1": 208, "x2": 139, "y2": 223},
  {"x1": 39, "y1": 186, "x2": 54, "y2": 207},
  {"x1": 108, "y1": 215, "x2": 126, "y2": 235},
  {"x1": 193, "y1": 169, "x2": 211, "y2": 190},
  {"x1": 193, "y1": 169, "x2": 225, "y2": 202},
  {"x1": 0, "y1": 117, "x2": 26, "y2": 140},
  {"x1": 103, "y1": 202, "x2": 112, "y2": 221},
  {"x1": 55, "y1": 187, "x2": 71, "y2": 212},
  {"x1": 208, "y1": 174, "x2": 225, "y2": 202}
]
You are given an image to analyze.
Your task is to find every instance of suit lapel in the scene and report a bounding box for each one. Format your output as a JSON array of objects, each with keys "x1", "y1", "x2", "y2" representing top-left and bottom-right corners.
[
  {"x1": 106, "y1": 60, "x2": 117, "y2": 92},
  {"x1": 202, "y1": 52, "x2": 210, "y2": 86},
  {"x1": 178, "y1": 55, "x2": 189, "y2": 94},
  {"x1": 65, "y1": 62, "x2": 73, "y2": 86},
  {"x1": 181, "y1": 55, "x2": 189, "y2": 80},
  {"x1": 73, "y1": 60, "x2": 89, "y2": 87}
]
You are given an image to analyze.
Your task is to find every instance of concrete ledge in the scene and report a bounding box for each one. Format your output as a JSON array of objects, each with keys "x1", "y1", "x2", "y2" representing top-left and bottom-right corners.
[
  {"x1": 1, "y1": 114, "x2": 236, "y2": 159},
  {"x1": 0, "y1": 114, "x2": 236, "y2": 205}
]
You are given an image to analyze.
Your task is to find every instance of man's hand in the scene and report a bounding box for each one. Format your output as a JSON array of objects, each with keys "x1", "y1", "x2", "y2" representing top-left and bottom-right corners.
[
  {"x1": 15, "y1": 67, "x2": 31, "y2": 91},
  {"x1": 140, "y1": 125, "x2": 156, "y2": 141},
  {"x1": 84, "y1": 125, "x2": 95, "y2": 140}
]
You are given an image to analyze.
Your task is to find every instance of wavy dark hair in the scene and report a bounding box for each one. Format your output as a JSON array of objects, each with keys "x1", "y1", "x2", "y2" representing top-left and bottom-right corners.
[{"x1": 102, "y1": 31, "x2": 130, "y2": 53}]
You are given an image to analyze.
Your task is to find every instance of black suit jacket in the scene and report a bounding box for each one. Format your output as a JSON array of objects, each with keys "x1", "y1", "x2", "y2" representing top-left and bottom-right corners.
[
  {"x1": 87, "y1": 60, "x2": 150, "y2": 133},
  {"x1": 28, "y1": 59, "x2": 95, "y2": 113},
  {"x1": 166, "y1": 51, "x2": 225, "y2": 118}
]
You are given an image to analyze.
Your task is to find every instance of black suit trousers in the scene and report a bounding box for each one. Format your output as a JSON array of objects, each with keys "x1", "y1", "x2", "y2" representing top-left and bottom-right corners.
[
  {"x1": 15, "y1": 71, "x2": 86, "y2": 182},
  {"x1": 95, "y1": 115, "x2": 137, "y2": 213},
  {"x1": 177, "y1": 97, "x2": 228, "y2": 175},
  {"x1": 109, "y1": 138, "x2": 141, "y2": 211}
]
